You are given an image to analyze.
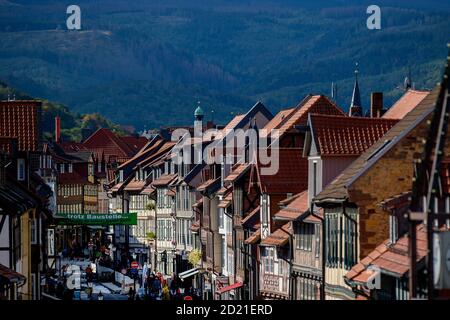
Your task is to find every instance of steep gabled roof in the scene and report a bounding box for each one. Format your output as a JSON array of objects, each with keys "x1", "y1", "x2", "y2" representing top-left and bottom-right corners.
[
  {"x1": 120, "y1": 135, "x2": 148, "y2": 153},
  {"x1": 274, "y1": 95, "x2": 345, "y2": 138},
  {"x1": 383, "y1": 89, "x2": 430, "y2": 120},
  {"x1": 308, "y1": 114, "x2": 398, "y2": 156},
  {"x1": 83, "y1": 128, "x2": 135, "y2": 160},
  {"x1": 315, "y1": 86, "x2": 440, "y2": 203}
]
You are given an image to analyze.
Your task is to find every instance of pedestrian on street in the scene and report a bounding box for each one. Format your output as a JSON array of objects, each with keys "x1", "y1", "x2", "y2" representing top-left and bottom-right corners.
[
  {"x1": 88, "y1": 239, "x2": 95, "y2": 261},
  {"x1": 85, "y1": 265, "x2": 94, "y2": 299}
]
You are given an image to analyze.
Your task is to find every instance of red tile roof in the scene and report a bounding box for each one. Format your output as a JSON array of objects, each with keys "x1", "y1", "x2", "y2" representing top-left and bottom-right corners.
[
  {"x1": 259, "y1": 148, "x2": 308, "y2": 194},
  {"x1": 244, "y1": 228, "x2": 261, "y2": 245},
  {"x1": 120, "y1": 136, "x2": 148, "y2": 152},
  {"x1": 0, "y1": 100, "x2": 41, "y2": 152},
  {"x1": 0, "y1": 137, "x2": 17, "y2": 155},
  {"x1": 315, "y1": 86, "x2": 440, "y2": 203},
  {"x1": 152, "y1": 174, "x2": 177, "y2": 187},
  {"x1": 309, "y1": 114, "x2": 398, "y2": 156},
  {"x1": 260, "y1": 223, "x2": 292, "y2": 247},
  {"x1": 383, "y1": 89, "x2": 430, "y2": 120},
  {"x1": 261, "y1": 108, "x2": 295, "y2": 137},
  {"x1": 275, "y1": 95, "x2": 345, "y2": 137},
  {"x1": 345, "y1": 224, "x2": 428, "y2": 281},
  {"x1": 218, "y1": 193, "x2": 232, "y2": 208},
  {"x1": 275, "y1": 191, "x2": 309, "y2": 220},
  {"x1": 124, "y1": 180, "x2": 146, "y2": 192},
  {"x1": 197, "y1": 178, "x2": 220, "y2": 192},
  {"x1": 83, "y1": 128, "x2": 136, "y2": 162},
  {"x1": 224, "y1": 163, "x2": 251, "y2": 183},
  {"x1": 141, "y1": 185, "x2": 155, "y2": 195}
]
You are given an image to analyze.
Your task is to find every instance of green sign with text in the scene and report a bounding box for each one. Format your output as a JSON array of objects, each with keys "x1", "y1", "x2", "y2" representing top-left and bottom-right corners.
[{"x1": 55, "y1": 213, "x2": 137, "y2": 225}]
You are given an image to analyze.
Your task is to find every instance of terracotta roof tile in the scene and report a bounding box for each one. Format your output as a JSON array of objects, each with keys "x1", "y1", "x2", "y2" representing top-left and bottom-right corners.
[
  {"x1": 260, "y1": 223, "x2": 292, "y2": 246},
  {"x1": 315, "y1": 86, "x2": 440, "y2": 203},
  {"x1": 383, "y1": 89, "x2": 430, "y2": 120},
  {"x1": 224, "y1": 163, "x2": 251, "y2": 183},
  {"x1": 275, "y1": 95, "x2": 345, "y2": 137},
  {"x1": 124, "y1": 180, "x2": 146, "y2": 192},
  {"x1": 309, "y1": 114, "x2": 398, "y2": 156},
  {"x1": 259, "y1": 148, "x2": 308, "y2": 194},
  {"x1": 83, "y1": 128, "x2": 136, "y2": 161},
  {"x1": 244, "y1": 228, "x2": 261, "y2": 245},
  {"x1": 346, "y1": 225, "x2": 429, "y2": 281},
  {"x1": 197, "y1": 178, "x2": 220, "y2": 192},
  {"x1": 120, "y1": 136, "x2": 148, "y2": 152},
  {"x1": 152, "y1": 174, "x2": 177, "y2": 187},
  {"x1": 141, "y1": 185, "x2": 155, "y2": 195},
  {"x1": 0, "y1": 100, "x2": 41, "y2": 152},
  {"x1": 275, "y1": 191, "x2": 309, "y2": 220}
]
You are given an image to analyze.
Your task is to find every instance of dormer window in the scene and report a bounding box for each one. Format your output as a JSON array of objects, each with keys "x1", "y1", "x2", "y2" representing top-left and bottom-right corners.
[{"x1": 119, "y1": 170, "x2": 124, "y2": 182}]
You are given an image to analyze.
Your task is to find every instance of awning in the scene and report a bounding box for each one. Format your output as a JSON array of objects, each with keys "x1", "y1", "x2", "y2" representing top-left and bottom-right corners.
[
  {"x1": 216, "y1": 282, "x2": 243, "y2": 295},
  {"x1": 179, "y1": 268, "x2": 200, "y2": 280},
  {"x1": 0, "y1": 264, "x2": 26, "y2": 285}
]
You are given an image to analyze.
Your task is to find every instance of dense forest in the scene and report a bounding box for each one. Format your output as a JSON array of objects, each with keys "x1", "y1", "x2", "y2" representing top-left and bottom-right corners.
[
  {"x1": 0, "y1": 81, "x2": 125, "y2": 141},
  {"x1": 0, "y1": 0, "x2": 449, "y2": 130}
]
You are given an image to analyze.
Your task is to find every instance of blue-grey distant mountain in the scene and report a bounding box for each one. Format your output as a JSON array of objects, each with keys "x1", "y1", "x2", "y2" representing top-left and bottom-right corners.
[{"x1": 0, "y1": 0, "x2": 449, "y2": 130}]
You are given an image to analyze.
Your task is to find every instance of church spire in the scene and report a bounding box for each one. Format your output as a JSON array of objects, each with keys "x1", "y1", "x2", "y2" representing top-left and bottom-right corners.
[{"x1": 349, "y1": 63, "x2": 363, "y2": 117}]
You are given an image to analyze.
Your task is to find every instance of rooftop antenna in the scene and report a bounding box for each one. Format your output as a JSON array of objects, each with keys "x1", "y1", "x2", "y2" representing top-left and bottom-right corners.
[{"x1": 331, "y1": 82, "x2": 338, "y2": 101}]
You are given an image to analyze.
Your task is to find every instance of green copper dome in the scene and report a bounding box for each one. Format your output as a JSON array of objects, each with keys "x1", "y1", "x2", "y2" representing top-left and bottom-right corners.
[{"x1": 194, "y1": 106, "x2": 204, "y2": 117}]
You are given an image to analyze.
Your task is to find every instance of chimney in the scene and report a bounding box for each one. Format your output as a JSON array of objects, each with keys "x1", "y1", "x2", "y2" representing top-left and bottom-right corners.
[
  {"x1": 370, "y1": 92, "x2": 383, "y2": 118},
  {"x1": 55, "y1": 116, "x2": 61, "y2": 143}
]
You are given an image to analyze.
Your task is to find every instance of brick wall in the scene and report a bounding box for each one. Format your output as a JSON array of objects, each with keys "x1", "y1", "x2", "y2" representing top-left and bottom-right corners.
[{"x1": 348, "y1": 114, "x2": 431, "y2": 258}]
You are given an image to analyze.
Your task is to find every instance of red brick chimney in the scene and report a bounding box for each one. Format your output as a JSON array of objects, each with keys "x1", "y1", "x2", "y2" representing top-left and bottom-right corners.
[
  {"x1": 370, "y1": 92, "x2": 383, "y2": 118},
  {"x1": 55, "y1": 116, "x2": 61, "y2": 143}
]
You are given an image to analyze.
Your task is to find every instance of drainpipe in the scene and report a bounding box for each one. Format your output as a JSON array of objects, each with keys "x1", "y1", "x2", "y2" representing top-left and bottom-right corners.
[
  {"x1": 310, "y1": 200, "x2": 325, "y2": 300},
  {"x1": 279, "y1": 224, "x2": 294, "y2": 300}
]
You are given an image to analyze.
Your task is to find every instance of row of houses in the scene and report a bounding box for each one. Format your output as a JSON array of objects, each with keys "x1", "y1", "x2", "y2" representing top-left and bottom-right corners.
[
  {"x1": 107, "y1": 58, "x2": 450, "y2": 300},
  {"x1": 1, "y1": 55, "x2": 449, "y2": 300},
  {"x1": 0, "y1": 99, "x2": 149, "y2": 299}
]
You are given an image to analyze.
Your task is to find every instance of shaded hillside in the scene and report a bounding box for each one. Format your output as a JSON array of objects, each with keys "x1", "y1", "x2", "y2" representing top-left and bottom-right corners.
[{"x1": 0, "y1": 1, "x2": 448, "y2": 129}]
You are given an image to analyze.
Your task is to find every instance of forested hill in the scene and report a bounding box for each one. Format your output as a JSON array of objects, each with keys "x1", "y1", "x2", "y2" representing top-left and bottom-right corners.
[
  {"x1": 0, "y1": 0, "x2": 449, "y2": 130},
  {"x1": 0, "y1": 81, "x2": 126, "y2": 142}
]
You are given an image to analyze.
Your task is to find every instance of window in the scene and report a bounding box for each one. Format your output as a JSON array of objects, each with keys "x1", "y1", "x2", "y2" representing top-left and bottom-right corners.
[
  {"x1": 221, "y1": 235, "x2": 226, "y2": 269},
  {"x1": 313, "y1": 161, "x2": 318, "y2": 196},
  {"x1": 261, "y1": 194, "x2": 269, "y2": 228},
  {"x1": 263, "y1": 247, "x2": 275, "y2": 274},
  {"x1": 30, "y1": 219, "x2": 37, "y2": 244},
  {"x1": 389, "y1": 215, "x2": 398, "y2": 244},
  {"x1": 60, "y1": 163, "x2": 65, "y2": 174},
  {"x1": 17, "y1": 159, "x2": 25, "y2": 181},
  {"x1": 68, "y1": 163, "x2": 73, "y2": 173},
  {"x1": 296, "y1": 223, "x2": 314, "y2": 251},
  {"x1": 119, "y1": 170, "x2": 124, "y2": 182},
  {"x1": 98, "y1": 162, "x2": 102, "y2": 173}
]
